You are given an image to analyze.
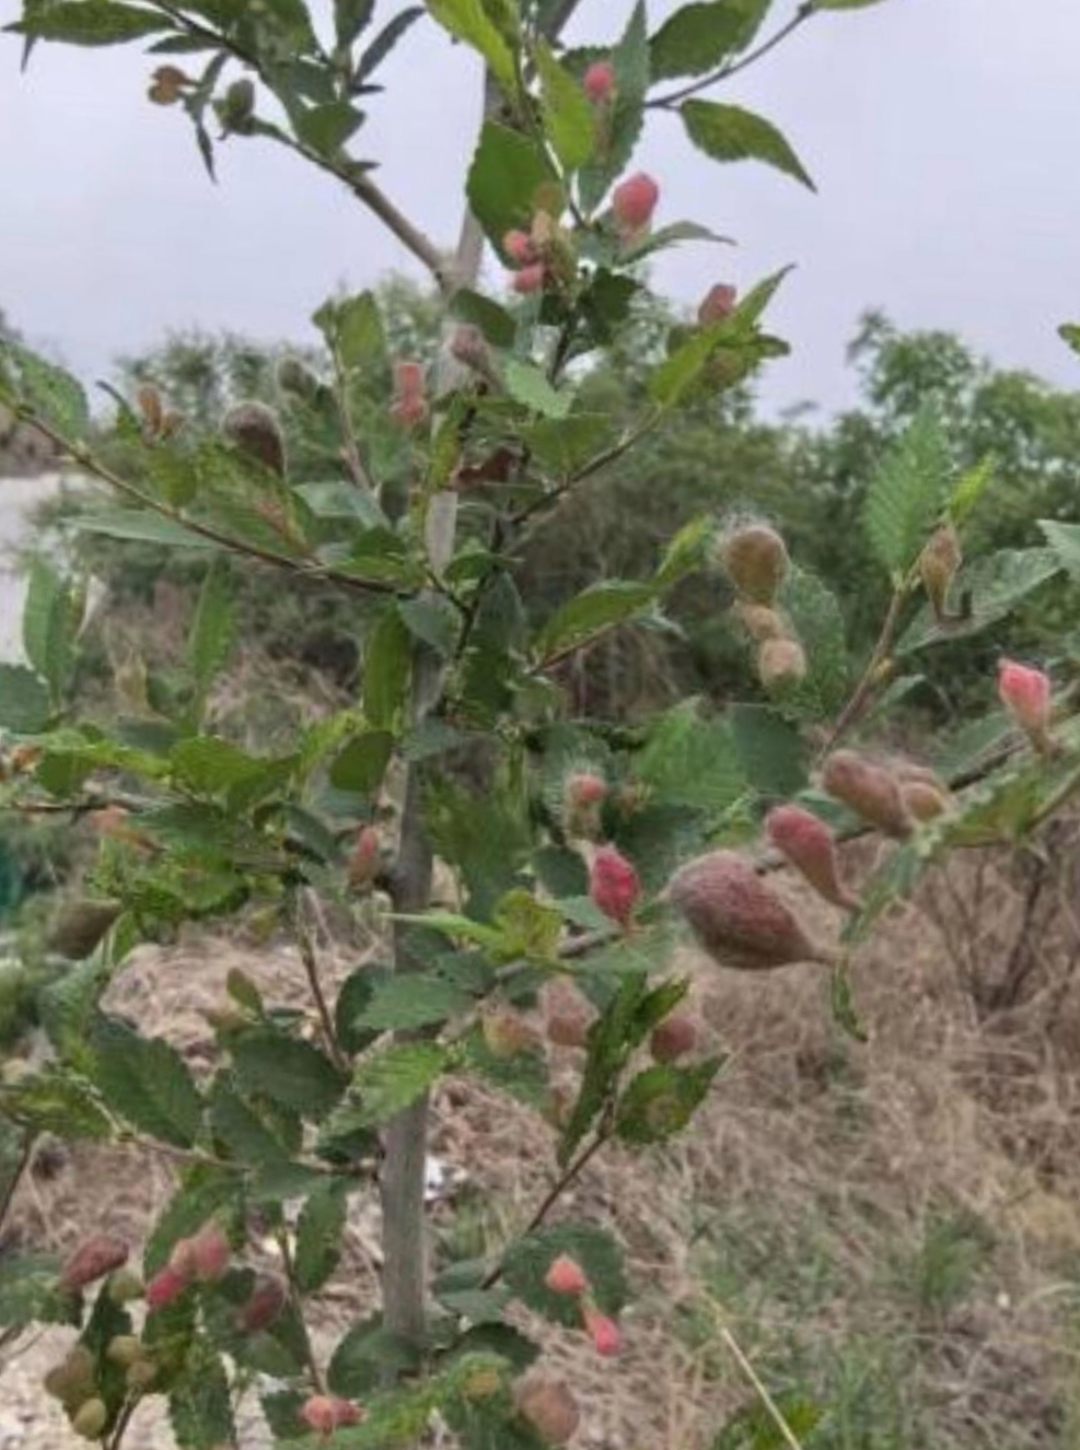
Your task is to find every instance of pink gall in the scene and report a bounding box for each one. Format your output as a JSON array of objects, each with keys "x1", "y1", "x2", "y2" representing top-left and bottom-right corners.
[
  {"x1": 582, "y1": 1302, "x2": 623, "y2": 1357},
  {"x1": 545, "y1": 1254, "x2": 589, "y2": 1296},
  {"x1": 665, "y1": 849, "x2": 830, "y2": 971},
  {"x1": 612, "y1": 172, "x2": 659, "y2": 232},
  {"x1": 765, "y1": 804, "x2": 857, "y2": 910},
  {"x1": 60, "y1": 1234, "x2": 129, "y2": 1292},
  {"x1": 145, "y1": 1265, "x2": 189, "y2": 1312},
  {"x1": 589, "y1": 844, "x2": 641, "y2": 929},
  {"x1": 583, "y1": 60, "x2": 616, "y2": 105},
  {"x1": 698, "y1": 283, "x2": 738, "y2": 325},
  {"x1": 503, "y1": 229, "x2": 535, "y2": 265},
  {"x1": 512, "y1": 262, "x2": 547, "y2": 294},
  {"x1": 998, "y1": 659, "x2": 1051, "y2": 740},
  {"x1": 821, "y1": 752, "x2": 912, "y2": 840}
]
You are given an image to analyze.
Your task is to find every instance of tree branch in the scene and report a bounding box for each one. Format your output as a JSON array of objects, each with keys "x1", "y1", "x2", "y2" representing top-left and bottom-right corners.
[
  {"x1": 819, "y1": 581, "x2": 910, "y2": 756},
  {"x1": 294, "y1": 892, "x2": 349, "y2": 1075}
]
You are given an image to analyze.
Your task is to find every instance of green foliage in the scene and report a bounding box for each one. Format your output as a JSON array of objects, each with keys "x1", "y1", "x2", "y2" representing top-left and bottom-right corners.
[{"x1": 4, "y1": 5, "x2": 1074, "y2": 1447}]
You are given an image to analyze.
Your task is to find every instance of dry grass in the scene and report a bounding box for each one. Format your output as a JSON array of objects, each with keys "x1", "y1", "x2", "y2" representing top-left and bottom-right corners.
[{"x1": 7, "y1": 840, "x2": 1080, "y2": 1448}]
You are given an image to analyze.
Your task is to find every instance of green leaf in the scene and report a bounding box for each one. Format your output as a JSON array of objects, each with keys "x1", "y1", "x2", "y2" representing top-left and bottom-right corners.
[
  {"x1": 0, "y1": 1070, "x2": 113, "y2": 1140},
  {"x1": 730, "y1": 704, "x2": 808, "y2": 798},
  {"x1": 863, "y1": 407, "x2": 951, "y2": 577},
  {"x1": 398, "y1": 597, "x2": 460, "y2": 658},
  {"x1": 897, "y1": 547, "x2": 1062, "y2": 655},
  {"x1": 449, "y1": 289, "x2": 517, "y2": 349},
  {"x1": 208, "y1": 1082, "x2": 293, "y2": 1167},
  {"x1": 23, "y1": 559, "x2": 82, "y2": 704},
  {"x1": 322, "y1": 1043, "x2": 448, "y2": 1135},
  {"x1": 91, "y1": 1016, "x2": 203, "y2": 1148},
  {"x1": 1059, "y1": 322, "x2": 1080, "y2": 358},
  {"x1": 493, "y1": 888, "x2": 563, "y2": 962},
  {"x1": 335, "y1": 0, "x2": 374, "y2": 47},
  {"x1": 774, "y1": 567, "x2": 851, "y2": 721},
  {"x1": 356, "y1": 974, "x2": 473, "y2": 1031},
  {"x1": 355, "y1": 7, "x2": 425, "y2": 82},
  {"x1": 295, "y1": 1181, "x2": 349, "y2": 1292},
  {"x1": 169, "y1": 1336, "x2": 237, "y2": 1450},
  {"x1": 0, "y1": 664, "x2": 51, "y2": 732},
  {"x1": 328, "y1": 1315, "x2": 421, "y2": 1398},
  {"x1": 187, "y1": 559, "x2": 235, "y2": 718},
  {"x1": 364, "y1": 606, "x2": 412, "y2": 730},
  {"x1": 170, "y1": 737, "x2": 267, "y2": 796},
  {"x1": 0, "y1": 1253, "x2": 76, "y2": 1329},
  {"x1": 829, "y1": 963, "x2": 868, "y2": 1043},
  {"x1": 535, "y1": 40, "x2": 594, "y2": 171},
  {"x1": 329, "y1": 730, "x2": 394, "y2": 794},
  {"x1": 334, "y1": 965, "x2": 393, "y2": 1055},
  {"x1": 502, "y1": 1222, "x2": 626, "y2": 1326},
  {"x1": 0, "y1": 340, "x2": 90, "y2": 436},
  {"x1": 535, "y1": 580, "x2": 655, "y2": 662},
  {"x1": 635, "y1": 701, "x2": 744, "y2": 817},
  {"x1": 1039, "y1": 520, "x2": 1080, "y2": 580},
  {"x1": 294, "y1": 100, "x2": 364, "y2": 156},
  {"x1": 316, "y1": 291, "x2": 387, "y2": 375},
  {"x1": 11, "y1": 0, "x2": 171, "y2": 43},
  {"x1": 650, "y1": 0, "x2": 771, "y2": 81},
  {"x1": 424, "y1": 779, "x2": 531, "y2": 921},
  {"x1": 232, "y1": 1030, "x2": 346, "y2": 1116},
  {"x1": 949, "y1": 456, "x2": 995, "y2": 526},
  {"x1": 426, "y1": 0, "x2": 516, "y2": 92},
  {"x1": 144, "y1": 1164, "x2": 239, "y2": 1275},
  {"x1": 504, "y1": 359, "x2": 573, "y2": 420},
  {"x1": 75, "y1": 508, "x2": 219, "y2": 549},
  {"x1": 467, "y1": 122, "x2": 557, "y2": 250},
  {"x1": 461, "y1": 1024, "x2": 549, "y2": 1110},
  {"x1": 615, "y1": 1057, "x2": 723, "y2": 1144},
  {"x1": 681, "y1": 99, "x2": 814, "y2": 189}
]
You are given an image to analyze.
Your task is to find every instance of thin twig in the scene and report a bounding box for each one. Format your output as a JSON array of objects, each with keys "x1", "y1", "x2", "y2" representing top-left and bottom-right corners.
[
  {"x1": 0, "y1": 1131, "x2": 33, "y2": 1238},
  {"x1": 105, "y1": 1396, "x2": 139, "y2": 1450},
  {"x1": 295, "y1": 893, "x2": 350, "y2": 1074},
  {"x1": 21, "y1": 413, "x2": 395, "y2": 599},
  {"x1": 649, "y1": 3, "x2": 816, "y2": 111},
  {"x1": 481, "y1": 1129, "x2": 611, "y2": 1289},
  {"x1": 276, "y1": 1227, "x2": 327, "y2": 1395},
  {"x1": 820, "y1": 582, "x2": 910, "y2": 756}
]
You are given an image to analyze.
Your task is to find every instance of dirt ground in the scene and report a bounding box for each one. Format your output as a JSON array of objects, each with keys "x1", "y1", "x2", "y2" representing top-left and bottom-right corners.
[{"x1": 5, "y1": 842, "x2": 1080, "y2": 1450}]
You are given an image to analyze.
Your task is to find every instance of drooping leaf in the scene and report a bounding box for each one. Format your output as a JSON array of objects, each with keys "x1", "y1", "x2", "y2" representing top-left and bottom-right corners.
[
  {"x1": 328, "y1": 1314, "x2": 422, "y2": 1398},
  {"x1": 232, "y1": 1029, "x2": 346, "y2": 1117},
  {"x1": 681, "y1": 99, "x2": 814, "y2": 189},
  {"x1": 90, "y1": 1016, "x2": 203, "y2": 1148},
  {"x1": 0, "y1": 664, "x2": 51, "y2": 732},
  {"x1": 294, "y1": 1181, "x2": 349, "y2": 1292},
  {"x1": 650, "y1": 0, "x2": 771, "y2": 81},
  {"x1": 329, "y1": 730, "x2": 394, "y2": 794},
  {"x1": 187, "y1": 558, "x2": 235, "y2": 718},
  {"x1": 74, "y1": 508, "x2": 220, "y2": 550},
  {"x1": 467, "y1": 123, "x2": 557, "y2": 251},
  {"x1": 22, "y1": 559, "x2": 83, "y2": 704},
  {"x1": 449, "y1": 289, "x2": 517, "y2": 349},
  {"x1": 0, "y1": 1070, "x2": 113, "y2": 1140},
  {"x1": 534, "y1": 580, "x2": 655, "y2": 663},
  {"x1": 363, "y1": 605, "x2": 412, "y2": 730}
]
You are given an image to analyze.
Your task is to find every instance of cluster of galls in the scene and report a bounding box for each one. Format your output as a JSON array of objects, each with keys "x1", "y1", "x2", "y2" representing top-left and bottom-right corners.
[
  {"x1": 545, "y1": 1254, "x2": 623, "y2": 1362},
  {"x1": 720, "y1": 522, "x2": 807, "y2": 694},
  {"x1": 44, "y1": 1224, "x2": 302, "y2": 1441}
]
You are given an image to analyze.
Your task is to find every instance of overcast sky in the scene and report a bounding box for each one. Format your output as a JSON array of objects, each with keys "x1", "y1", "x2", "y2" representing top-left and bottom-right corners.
[{"x1": 1, "y1": 0, "x2": 1078, "y2": 418}]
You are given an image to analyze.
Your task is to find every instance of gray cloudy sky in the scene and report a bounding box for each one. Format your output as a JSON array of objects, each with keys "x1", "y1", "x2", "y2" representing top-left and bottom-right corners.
[{"x1": 1, "y1": 0, "x2": 1078, "y2": 417}]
